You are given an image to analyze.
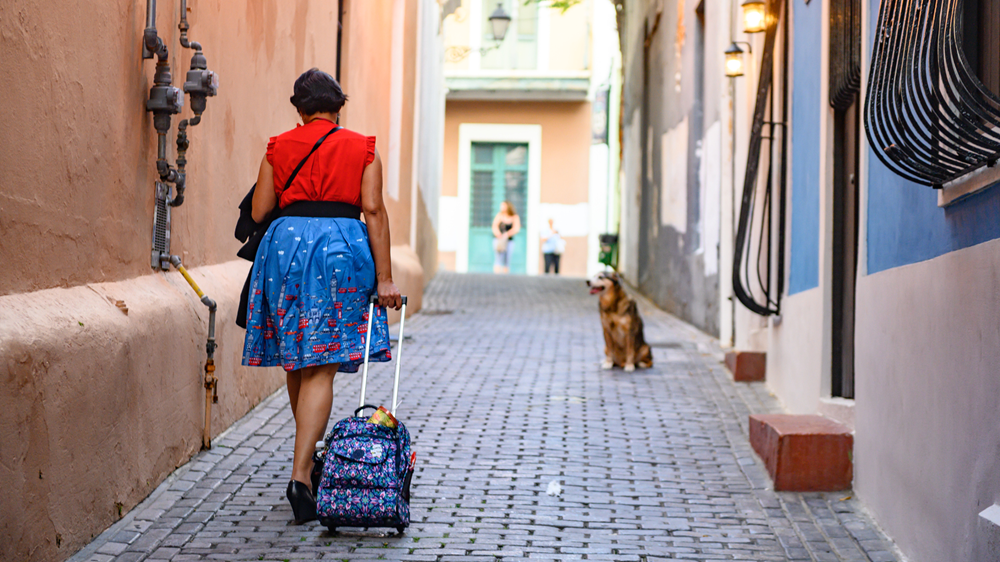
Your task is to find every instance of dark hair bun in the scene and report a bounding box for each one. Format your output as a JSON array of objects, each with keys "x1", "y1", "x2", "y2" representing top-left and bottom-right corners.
[{"x1": 290, "y1": 68, "x2": 348, "y2": 115}]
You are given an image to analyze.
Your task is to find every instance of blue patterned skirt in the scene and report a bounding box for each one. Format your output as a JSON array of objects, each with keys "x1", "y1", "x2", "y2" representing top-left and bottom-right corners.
[{"x1": 242, "y1": 216, "x2": 391, "y2": 373}]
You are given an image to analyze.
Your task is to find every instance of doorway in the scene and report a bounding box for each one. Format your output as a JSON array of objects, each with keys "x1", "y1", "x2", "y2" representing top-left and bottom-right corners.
[
  {"x1": 468, "y1": 142, "x2": 529, "y2": 273},
  {"x1": 831, "y1": 100, "x2": 859, "y2": 399}
]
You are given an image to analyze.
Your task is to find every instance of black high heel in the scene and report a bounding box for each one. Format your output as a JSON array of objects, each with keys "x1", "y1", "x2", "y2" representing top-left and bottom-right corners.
[{"x1": 286, "y1": 480, "x2": 317, "y2": 523}]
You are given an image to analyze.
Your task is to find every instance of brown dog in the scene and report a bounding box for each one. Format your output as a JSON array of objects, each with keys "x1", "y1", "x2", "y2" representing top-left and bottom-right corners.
[{"x1": 586, "y1": 271, "x2": 653, "y2": 372}]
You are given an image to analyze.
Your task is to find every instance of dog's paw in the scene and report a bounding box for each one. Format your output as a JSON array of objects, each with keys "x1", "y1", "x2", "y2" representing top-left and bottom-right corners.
[
  {"x1": 601, "y1": 359, "x2": 614, "y2": 370},
  {"x1": 623, "y1": 363, "x2": 636, "y2": 372}
]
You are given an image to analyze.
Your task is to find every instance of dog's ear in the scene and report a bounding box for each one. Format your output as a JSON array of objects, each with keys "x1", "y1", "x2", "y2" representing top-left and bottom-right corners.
[{"x1": 606, "y1": 271, "x2": 621, "y2": 284}]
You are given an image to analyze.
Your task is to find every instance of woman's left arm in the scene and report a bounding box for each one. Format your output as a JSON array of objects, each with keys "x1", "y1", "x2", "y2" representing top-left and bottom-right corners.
[
  {"x1": 361, "y1": 148, "x2": 402, "y2": 310},
  {"x1": 510, "y1": 215, "x2": 522, "y2": 237},
  {"x1": 252, "y1": 155, "x2": 278, "y2": 223}
]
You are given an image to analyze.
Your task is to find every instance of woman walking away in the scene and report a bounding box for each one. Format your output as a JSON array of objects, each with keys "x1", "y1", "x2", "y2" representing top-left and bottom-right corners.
[
  {"x1": 242, "y1": 68, "x2": 402, "y2": 524},
  {"x1": 491, "y1": 201, "x2": 521, "y2": 274}
]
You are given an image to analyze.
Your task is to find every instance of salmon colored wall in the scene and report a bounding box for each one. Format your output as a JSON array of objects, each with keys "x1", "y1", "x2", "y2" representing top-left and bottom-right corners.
[
  {"x1": 0, "y1": 0, "x2": 345, "y2": 296},
  {"x1": 443, "y1": 100, "x2": 593, "y2": 205},
  {"x1": 0, "y1": 2, "x2": 430, "y2": 561},
  {"x1": 439, "y1": 250, "x2": 457, "y2": 272},
  {"x1": 341, "y1": 0, "x2": 419, "y2": 250}
]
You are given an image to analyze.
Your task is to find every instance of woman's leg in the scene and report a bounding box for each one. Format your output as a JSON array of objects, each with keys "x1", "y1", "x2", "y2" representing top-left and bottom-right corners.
[
  {"x1": 554, "y1": 254, "x2": 560, "y2": 275},
  {"x1": 493, "y1": 243, "x2": 504, "y2": 274},
  {"x1": 290, "y1": 363, "x2": 339, "y2": 487},
  {"x1": 286, "y1": 369, "x2": 302, "y2": 419},
  {"x1": 503, "y1": 240, "x2": 512, "y2": 274}
]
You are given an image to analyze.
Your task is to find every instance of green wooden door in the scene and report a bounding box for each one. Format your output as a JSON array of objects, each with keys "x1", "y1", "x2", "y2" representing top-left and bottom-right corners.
[{"x1": 468, "y1": 142, "x2": 529, "y2": 273}]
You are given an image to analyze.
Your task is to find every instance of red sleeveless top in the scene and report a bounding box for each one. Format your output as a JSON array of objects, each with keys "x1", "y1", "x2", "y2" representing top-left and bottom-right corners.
[{"x1": 266, "y1": 118, "x2": 376, "y2": 209}]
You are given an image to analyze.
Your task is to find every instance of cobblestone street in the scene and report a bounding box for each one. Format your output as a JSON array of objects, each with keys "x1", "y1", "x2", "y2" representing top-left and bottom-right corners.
[{"x1": 71, "y1": 273, "x2": 902, "y2": 562}]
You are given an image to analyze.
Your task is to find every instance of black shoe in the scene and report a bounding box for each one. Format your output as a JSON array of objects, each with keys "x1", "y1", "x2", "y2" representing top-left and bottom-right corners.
[{"x1": 286, "y1": 480, "x2": 317, "y2": 523}]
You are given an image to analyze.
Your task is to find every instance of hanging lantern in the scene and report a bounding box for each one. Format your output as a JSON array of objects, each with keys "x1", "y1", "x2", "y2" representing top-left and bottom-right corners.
[
  {"x1": 488, "y1": 2, "x2": 512, "y2": 42},
  {"x1": 725, "y1": 43, "x2": 745, "y2": 77},
  {"x1": 741, "y1": 0, "x2": 767, "y2": 34}
]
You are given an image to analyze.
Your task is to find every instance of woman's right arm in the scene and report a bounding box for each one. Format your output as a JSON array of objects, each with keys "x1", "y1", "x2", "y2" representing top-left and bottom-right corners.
[
  {"x1": 491, "y1": 213, "x2": 502, "y2": 238},
  {"x1": 361, "y1": 148, "x2": 402, "y2": 310},
  {"x1": 252, "y1": 155, "x2": 278, "y2": 223}
]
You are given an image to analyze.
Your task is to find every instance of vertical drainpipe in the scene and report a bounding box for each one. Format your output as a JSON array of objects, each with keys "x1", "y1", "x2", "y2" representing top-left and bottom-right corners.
[
  {"x1": 410, "y1": 0, "x2": 423, "y2": 252},
  {"x1": 336, "y1": 0, "x2": 344, "y2": 83}
]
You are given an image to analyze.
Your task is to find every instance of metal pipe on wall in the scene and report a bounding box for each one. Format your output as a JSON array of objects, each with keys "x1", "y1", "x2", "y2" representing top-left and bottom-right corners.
[{"x1": 170, "y1": 256, "x2": 218, "y2": 450}]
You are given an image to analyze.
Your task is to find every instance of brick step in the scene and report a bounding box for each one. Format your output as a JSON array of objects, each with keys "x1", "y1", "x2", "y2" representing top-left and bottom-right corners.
[
  {"x1": 749, "y1": 414, "x2": 853, "y2": 491},
  {"x1": 725, "y1": 350, "x2": 766, "y2": 382}
]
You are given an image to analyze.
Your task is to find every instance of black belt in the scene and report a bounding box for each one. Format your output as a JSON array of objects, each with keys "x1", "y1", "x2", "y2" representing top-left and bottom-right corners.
[{"x1": 236, "y1": 201, "x2": 362, "y2": 328}]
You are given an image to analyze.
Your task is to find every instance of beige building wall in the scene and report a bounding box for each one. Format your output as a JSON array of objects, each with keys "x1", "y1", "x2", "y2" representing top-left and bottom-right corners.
[
  {"x1": 441, "y1": 100, "x2": 592, "y2": 277},
  {"x1": 0, "y1": 1, "x2": 436, "y2": 561}
]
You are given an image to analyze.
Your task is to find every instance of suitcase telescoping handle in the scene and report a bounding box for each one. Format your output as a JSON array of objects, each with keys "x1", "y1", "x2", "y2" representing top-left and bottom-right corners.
[{"x1": 359, "y1": 293, "x2": 408, "y2": 416}]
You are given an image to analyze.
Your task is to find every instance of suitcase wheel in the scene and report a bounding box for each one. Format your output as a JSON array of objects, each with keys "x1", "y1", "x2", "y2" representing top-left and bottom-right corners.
[
  {"x1": 319, "y1": 517, "x2": 336, "y2": 533},
  {"x1": 396, "y1": 525, "x2": 406, "y2": 534}
]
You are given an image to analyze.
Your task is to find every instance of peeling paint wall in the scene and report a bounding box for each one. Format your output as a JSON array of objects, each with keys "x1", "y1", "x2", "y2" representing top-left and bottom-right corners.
[{"x1": 618, "y1": 0, "x2": 728, "y2": 336}]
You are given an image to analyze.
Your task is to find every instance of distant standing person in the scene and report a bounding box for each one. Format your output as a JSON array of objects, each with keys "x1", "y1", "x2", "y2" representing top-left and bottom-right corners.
[
  {"x1": 491, "y1": 201, "x2": 521, "y2": 274},
  {"x1": 541, "y1": 218, "x2": 565, "y2": 275}
]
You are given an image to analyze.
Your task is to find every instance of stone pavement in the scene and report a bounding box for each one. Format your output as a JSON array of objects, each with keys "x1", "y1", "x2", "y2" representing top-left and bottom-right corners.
[{"x1": 71, "y1": 273, "x2": 903, "y2": 562}]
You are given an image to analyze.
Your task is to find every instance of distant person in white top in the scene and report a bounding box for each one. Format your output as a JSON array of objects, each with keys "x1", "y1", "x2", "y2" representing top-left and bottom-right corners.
[{"x1": 541, "y1": 218, "x2": 565, "y2": 275}]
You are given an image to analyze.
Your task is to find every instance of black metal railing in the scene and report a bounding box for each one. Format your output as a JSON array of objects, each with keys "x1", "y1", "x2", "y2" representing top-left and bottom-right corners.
[
  {"x1": 733, "y1": 0, "x2": 787, "y2": 317},
  {"x1": 865, "y1": 0, "x2": 1000, "y2": 188}
]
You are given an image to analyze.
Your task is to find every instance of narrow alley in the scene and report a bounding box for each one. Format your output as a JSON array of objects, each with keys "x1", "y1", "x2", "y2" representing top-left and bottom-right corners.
[{"x1": 72, "y1": 274, "x2": 899, "y2": 562}]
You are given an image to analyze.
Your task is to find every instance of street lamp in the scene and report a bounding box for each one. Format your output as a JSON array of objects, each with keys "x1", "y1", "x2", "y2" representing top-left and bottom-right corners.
[
  {"x1": 445, "y1": 2, "x2": 512, "y2": 62},
  {"x1": 488, "y1": 2, "x2": 512, "y2": 42},
  {"x1": 741, "y1": 0, "x2": 767, "y2": 34},
  {"x1": 725, "y1": 42, "x2": 746, "y2": 77}
]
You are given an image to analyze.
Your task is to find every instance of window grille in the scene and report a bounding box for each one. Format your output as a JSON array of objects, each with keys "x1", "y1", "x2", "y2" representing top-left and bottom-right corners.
[
  {"x1": 864, "y1": 0, "x2": 1000, "y2": 188},
  {"x1": 733, "y1": 0, "x2": 787, "y2": 317}
]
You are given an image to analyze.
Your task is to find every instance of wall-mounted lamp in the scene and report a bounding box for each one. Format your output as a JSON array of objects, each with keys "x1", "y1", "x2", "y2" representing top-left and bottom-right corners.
[
  {"x1": 446, "y1": 2, "x2": 512, "y2": 62},
  {"x1": 488, "y1": 2, "x2": 512, "y2": 42},
  {"x1": 741, "y1": 0, "x2": 767, "y2": 34},
  {"x1": 725, "y1": 42, "x2": 749, "y2": 77}
]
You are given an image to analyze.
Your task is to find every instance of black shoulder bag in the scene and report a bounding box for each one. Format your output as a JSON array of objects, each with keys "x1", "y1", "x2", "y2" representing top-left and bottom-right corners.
[{"x1": 235, "y1": 126, "x2": 342, "y2": 328}]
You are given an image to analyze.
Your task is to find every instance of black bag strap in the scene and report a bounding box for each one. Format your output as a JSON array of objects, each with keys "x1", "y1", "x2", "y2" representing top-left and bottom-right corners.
[{"x1": 282, "y1": 125, "x2": 342, "y2": 193}]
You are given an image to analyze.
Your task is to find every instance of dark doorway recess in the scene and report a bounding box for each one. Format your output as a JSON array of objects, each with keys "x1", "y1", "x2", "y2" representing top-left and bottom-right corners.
[
  {"x1": 831, "y1": 101, "x2": 859, "y2": 399},
  {"x1": 829, "y1": 0, "x2": 861, "y2": 399}
]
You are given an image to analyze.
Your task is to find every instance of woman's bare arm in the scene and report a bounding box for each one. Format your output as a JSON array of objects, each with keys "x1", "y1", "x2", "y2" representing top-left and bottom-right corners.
[
  {"x1": 509, "y1": 215, "x2": 522, "y2": 237},
  {"x1": 491, "y1": 213, "x2": 503, "y2": 238},
  {"x1": 252, "y1": 155, "x2": 278, "y2": 223},
  {"x1": 361, "y1": 148, "x2": 402, "y2": 310}
]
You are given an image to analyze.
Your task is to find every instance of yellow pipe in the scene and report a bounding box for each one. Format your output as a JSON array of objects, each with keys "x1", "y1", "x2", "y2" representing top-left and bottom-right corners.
[
  {"x1": 169, "y1": 255, "x2": 218, "y2": 449},
  {"x1": 174, "y1": 262, "x2": 206, "y2": 299}
]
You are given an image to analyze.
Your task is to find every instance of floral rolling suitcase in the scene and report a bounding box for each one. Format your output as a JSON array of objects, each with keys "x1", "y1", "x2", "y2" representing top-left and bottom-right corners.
[{"x1": 315, "y1": 295, "x2": 415, "y2": 534}]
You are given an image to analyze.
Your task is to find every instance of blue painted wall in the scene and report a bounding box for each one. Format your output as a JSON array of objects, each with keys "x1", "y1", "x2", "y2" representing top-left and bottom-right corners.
[
  {"x1": 866, "y1": 157, "x2": 1000, "y2": 274},
  {"x1": 788, "y1": 0, "x2": 823, "y2": 294},
  {"x1": 864, "y1": 0, "x2": 1000, "y2": 274}
]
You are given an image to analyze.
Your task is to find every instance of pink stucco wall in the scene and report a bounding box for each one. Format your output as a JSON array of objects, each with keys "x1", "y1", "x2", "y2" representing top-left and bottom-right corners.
[{"x1": 0, "y1": 1, "x2": 433, "y2": 560}]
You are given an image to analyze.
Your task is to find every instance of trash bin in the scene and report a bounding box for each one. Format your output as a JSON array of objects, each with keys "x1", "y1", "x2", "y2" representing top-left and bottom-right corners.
[{"x1": 598, "y1": 233, "x2": 618, "y2": 268}]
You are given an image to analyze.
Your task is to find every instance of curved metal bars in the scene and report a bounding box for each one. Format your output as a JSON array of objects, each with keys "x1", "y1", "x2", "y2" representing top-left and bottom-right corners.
[
  {"x1": 864, "y1": 0, "x2": 1000, "y2": 187},
  {"x1": 733, "y1": 0, "x2": 785, "y2": 317}
]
